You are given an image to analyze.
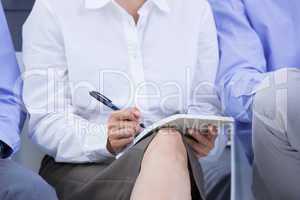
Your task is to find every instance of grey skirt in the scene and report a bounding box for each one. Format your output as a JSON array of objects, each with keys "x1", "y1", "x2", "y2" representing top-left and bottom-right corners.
[{"x1": 39, "y1": 132, "x2": 206, "y2": 200}]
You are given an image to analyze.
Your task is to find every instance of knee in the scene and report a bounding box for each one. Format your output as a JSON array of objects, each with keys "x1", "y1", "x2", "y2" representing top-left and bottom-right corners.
[
  {"x1": 285, "y1": 68, "x2": 300, "y2": 114},
  {"x1": 149, "y1": 129, "x2": 187, "y2": 163},
  {"x1": 253, "y1": 68, "x2": 300, "y2": 127},
  {"x1": 156, "y1": 129, "x2": 185, "y2": 151},
  {"x1": 274, "y1": 67, "x2": 300, "y2": 99}
]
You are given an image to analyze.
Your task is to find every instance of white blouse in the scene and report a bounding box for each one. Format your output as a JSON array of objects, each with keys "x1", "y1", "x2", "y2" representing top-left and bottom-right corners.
[{"x1": 22, "y1": 0, "x2": 220, "y2": 162}]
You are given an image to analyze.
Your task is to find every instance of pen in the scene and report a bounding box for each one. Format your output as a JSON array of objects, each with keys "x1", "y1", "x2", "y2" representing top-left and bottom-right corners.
[{"x1": 89, "y1": 91, "x2": 146, "y2": 129}]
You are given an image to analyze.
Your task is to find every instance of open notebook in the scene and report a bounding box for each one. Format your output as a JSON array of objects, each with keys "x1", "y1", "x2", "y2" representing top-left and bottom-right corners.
[{"x1": 117, "y1": 114, "x2": 234, "y2": 160}]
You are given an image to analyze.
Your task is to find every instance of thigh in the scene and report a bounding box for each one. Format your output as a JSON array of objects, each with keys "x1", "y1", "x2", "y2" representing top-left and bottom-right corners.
[
  {"x1": 39, "y1": 135, "x2": 156, "y2": 200},
  {"x1": 252, "y1": 68, "x2": 300, "y2": 200},
  {"x1": 39, "y1": 155, "x2": 114, "y2": 200},
  {"x1": 0, "y1": 159, "x2": 57, "y2": 200}
]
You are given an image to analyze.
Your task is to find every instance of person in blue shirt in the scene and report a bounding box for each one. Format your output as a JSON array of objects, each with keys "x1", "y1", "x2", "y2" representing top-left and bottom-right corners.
[
  {"x1": 209, "y1": 0, "x2": 300, "y2": 199},
  {"x1": 0, "y1": 2, "x2": 57, "y2": 199}
]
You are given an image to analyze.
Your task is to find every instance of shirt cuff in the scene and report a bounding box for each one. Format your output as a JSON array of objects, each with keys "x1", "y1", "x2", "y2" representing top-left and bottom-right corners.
[{"x1": 83, "y1": 124, "x2": 115, "y2": 161}]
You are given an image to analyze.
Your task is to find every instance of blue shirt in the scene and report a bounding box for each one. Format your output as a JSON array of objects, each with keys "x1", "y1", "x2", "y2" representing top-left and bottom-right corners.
[
  {"x1": 0, "y1": 2, "x2": 26, "y2": 157},
  {"x1": 209, "y1": 0, "x2": 300, "y2": 159}
]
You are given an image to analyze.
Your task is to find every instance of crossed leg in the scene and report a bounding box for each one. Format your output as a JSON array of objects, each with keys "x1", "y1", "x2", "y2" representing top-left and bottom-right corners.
[{"x1": 130, "y1": 129, "x2": 192, "y2": 200}]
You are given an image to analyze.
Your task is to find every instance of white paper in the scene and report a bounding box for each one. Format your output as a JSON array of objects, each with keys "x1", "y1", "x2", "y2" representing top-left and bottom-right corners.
[{"x1": 117, "y1": 114, "x2": 234, "y2": 159}]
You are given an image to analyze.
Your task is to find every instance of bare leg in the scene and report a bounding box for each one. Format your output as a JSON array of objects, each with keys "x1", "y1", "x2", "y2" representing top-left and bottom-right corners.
[{"x1": 130, "y1": 129, "x2": 192, "y2": 200}]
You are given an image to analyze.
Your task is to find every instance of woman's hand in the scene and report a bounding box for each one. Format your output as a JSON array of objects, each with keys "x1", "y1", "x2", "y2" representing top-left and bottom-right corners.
[
  {"x1": 185, "y1": 125, "x2": 218, "y2": 158},
  {"x1": 107, "y1": 107, "x2": 142, "y2": 154}
]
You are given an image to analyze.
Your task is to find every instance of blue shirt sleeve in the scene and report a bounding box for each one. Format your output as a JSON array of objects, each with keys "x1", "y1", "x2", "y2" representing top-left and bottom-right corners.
[
  {"x1": 0, "y1": 2, "x2": 26, "y2": 156},
  {"x1": 209, "y1": 0, "x2": 268, "y2": 123}
]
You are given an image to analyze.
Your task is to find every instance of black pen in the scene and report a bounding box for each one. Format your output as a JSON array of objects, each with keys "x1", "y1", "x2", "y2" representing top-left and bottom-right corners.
[{"x1": 89, "y1": 91, "x2": 146, "y2": 129}]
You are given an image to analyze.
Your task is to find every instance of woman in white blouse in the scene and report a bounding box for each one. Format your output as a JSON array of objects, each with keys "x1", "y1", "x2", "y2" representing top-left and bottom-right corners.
[{"x1": 22, "y1": 0, "x2": 221, "y2": 199}]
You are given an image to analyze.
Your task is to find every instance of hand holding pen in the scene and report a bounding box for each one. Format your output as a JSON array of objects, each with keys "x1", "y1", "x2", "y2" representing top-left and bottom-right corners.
[
  {"x1": 106, "y1": 107, "x2": 143, "y2": 154},
  {"x1": 90, "y1": 91, "x2": 145, "y2": 154},
  {"x1": 90, "y1": 91, "x2": 145, "y2": 128}
]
